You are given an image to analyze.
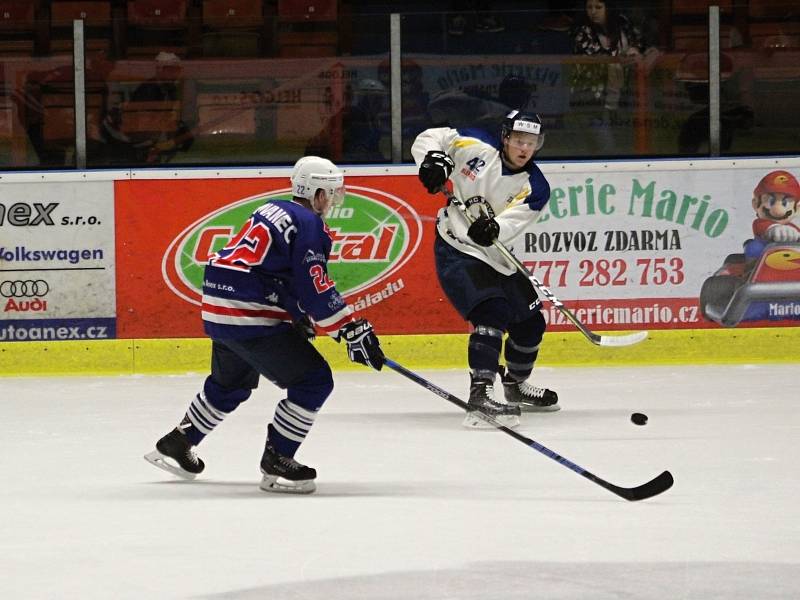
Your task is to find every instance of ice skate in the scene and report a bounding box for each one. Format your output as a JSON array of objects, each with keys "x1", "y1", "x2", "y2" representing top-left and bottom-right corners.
[
  {"x1": 463, "y1": 373, "x2": 520, "y2": 429},
  {"x1": 144, "y1": 428, "x2": 205, "y2": 480},
  {"x1": 259, "y1": 444, "x2": 317, "y2": 494},
  {"x1": 500, "y1": 366, "x2": 560, "y2": 412}
]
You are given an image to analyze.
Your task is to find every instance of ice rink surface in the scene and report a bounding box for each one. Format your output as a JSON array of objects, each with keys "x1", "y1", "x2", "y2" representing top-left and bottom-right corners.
[{"x1": 2, "y1": 363, "x2": 799, "y2": 599}]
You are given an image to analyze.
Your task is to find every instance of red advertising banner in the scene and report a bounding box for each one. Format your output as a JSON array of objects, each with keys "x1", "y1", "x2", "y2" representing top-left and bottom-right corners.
[{"x1": 115, "y1": 175, "x2": 465, "y2": 339}]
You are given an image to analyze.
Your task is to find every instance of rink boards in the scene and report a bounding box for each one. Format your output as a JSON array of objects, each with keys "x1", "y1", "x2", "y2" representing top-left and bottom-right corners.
[{"x1": 1, "y1": 157, "x2": 799, "y2": 375}]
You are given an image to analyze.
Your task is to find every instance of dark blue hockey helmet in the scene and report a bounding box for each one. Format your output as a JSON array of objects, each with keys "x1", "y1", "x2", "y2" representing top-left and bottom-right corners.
[{"x1": 501, "y1": 110, "x2": 545, "y2": 151}]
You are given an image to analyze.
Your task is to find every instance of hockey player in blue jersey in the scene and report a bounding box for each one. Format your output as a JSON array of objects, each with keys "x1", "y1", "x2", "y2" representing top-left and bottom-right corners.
[
  {"x1": 145, "y1": 156, "x2": 384, "y2": 493},
  {"x1": 411, "y1": 110, "x2": 559, "y2": 429}
]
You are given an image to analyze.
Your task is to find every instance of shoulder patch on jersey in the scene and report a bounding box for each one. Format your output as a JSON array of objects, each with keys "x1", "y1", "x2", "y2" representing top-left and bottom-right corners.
[
  {"x1": 526, "y1": 165, "x2": 551, "y2": 211},
  {"x1": 457, "y1": 127, "x2": 500, "y2": 149}
]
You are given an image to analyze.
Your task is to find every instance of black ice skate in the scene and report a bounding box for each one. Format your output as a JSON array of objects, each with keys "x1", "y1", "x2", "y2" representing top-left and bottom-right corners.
[
  {"x1": 500, "y1": 366, "x2": 560, "y2": 412},
  {"x1": 260, "y1": 444, "x2": 317, "y2": 494},
  {"x1": 463, "y1": 373, "x2": 521, "y2": 429},
  {"x1": 143, "y1": 428, "x2": 205, "y2": 480}
]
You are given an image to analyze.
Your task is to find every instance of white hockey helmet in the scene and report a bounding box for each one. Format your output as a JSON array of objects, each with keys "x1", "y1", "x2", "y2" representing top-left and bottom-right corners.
[{"x1": 290, "y1": 156, "x2": 346, "y2": 214}]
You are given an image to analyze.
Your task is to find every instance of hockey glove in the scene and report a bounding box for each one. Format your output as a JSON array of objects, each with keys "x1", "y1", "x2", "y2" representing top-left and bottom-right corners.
[
  {"x1": 418, "y1": 150, "x2": 455, "y2": 194},
  {"x1": 293, "y1": 315, "x2": 316, "y2": 341},
  {"x1": 337, "y1": 318, "x2": 384, "y2": 371},
  {"x1": 467, "y1": 215, "x2": 500, "y2": 247}
]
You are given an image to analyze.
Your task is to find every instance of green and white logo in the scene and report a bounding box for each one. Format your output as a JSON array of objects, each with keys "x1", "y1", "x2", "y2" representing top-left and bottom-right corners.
[{"x1": 163, "y1": 186, "x2": 422, "y2": 305}]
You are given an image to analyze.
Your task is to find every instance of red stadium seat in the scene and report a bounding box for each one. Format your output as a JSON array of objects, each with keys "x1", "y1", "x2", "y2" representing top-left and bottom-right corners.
[
  {"x1": 201, "y1": 0, "x2": 264, "y2": 57},
  {"x1": 749, "y1": 22, "x2": 800, "y2": 49},
  {"x1": 277, "y1": 0, "x2": 337, "y2": 22},
  {"x1": 0, "y1": 1, "x2": 35, "y2": 56},
  {"x1": 126, "y1": 0, "x2": 189, "y2": 58},
  {"x1": 276, "y1": 0, "x2": 338, "y2": 57},
  {"x1": 748, "y1": 0, "x2": 798, "y2": 20},
  {"x1": 671, "y1": 0, "x2": 732, "y2": 17},
  {"x1": 127, "y1": 0, "x2": 187, "y2": 27},
  {"x1": 50, "y1": 1, "x2": 112, "y2": 56},
  {"x1": 672, "y1": 24, "x2": 742, "y2": 51}
]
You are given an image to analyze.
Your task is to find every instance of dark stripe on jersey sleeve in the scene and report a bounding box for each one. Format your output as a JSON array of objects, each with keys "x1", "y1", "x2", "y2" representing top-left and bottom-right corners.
[
  {"x1": 524, "y1": 164, "x2": 551, "y2": 211},
  {"x1": 455, "y1": 127, "x2": 501, "y2": 150}
]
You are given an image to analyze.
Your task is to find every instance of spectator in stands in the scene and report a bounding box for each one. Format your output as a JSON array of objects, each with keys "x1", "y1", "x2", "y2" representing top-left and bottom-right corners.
[
  {"x1": 131, "y1": 51, "x2": 183, "y2": 102},
  {"x1": 129, "y1": 52, "x2": 194, "y2": 163},
  {"x1": 377, "y1": 59, "x2": 431, "y2": 158},
  {"x1": 427, "y1": 73, "x2": 533, "y2": 131},
  {"x1": 93, "y1": 52, "x2": 193, "y2": 165},
  {"x1": 569, "y1": 0, "x2": 656, "y2": 154},
  {"x1": 447, "y1": 0, "x2": 504, "y2": 36},
  {"x1": 305, "y1": 78, "x2": 389, "y2": 163}
]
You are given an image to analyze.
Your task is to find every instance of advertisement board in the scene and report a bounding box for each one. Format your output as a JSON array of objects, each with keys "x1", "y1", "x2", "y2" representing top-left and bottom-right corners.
[
  {"x1": 112, "y1": 159, "x2": 800, "y2": 340},
  {"x1": 0, "y1": 180, "x2": 116, "y2": 342},
  {"x1": 114, "y1": 174, "x2": 460, "y2": 338},
  {"x1": 531, "y1": 163, "x2": 800, "y2": 330},
  {"x1": 3, "y1": 157, "x2": 797, "y2": 344}
]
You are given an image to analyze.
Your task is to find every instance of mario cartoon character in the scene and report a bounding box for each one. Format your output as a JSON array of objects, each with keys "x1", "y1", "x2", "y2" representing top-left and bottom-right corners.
[
  {"x1": 700, "y1": 169, "x2": 800, "y2": 326},
  {"x1": 747, "y1": 170, "x2": 800, "y2": 258}
]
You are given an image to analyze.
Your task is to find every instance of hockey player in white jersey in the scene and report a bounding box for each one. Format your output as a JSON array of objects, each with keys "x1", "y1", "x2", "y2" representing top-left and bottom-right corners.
[
  {"x1": 411, "y1": 110, "x2": 559, "y2": 429},
  {"x1": 145, "y1": 156, "x2": 384, "y2": 493}
]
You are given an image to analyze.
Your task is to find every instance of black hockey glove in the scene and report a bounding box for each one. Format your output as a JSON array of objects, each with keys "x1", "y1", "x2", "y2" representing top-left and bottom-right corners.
[
  {"x1": 467, "y1": 215, "x2": 500, "y2": 247},
  {"x1": 337, "y1": 318, "x2": 384, "y2": 371},
  {"x1": 293, "y1": 315, "x2": 316, "y2": 340},
  {"x1": 418, "y1": 150, "x2": 455, "y2": 194}
]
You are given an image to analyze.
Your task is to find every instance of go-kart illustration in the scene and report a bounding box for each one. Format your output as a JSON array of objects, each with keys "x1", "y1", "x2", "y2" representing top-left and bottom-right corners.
[{"x1": 700, "y1": 241, "x2": 800, "y2": 327}]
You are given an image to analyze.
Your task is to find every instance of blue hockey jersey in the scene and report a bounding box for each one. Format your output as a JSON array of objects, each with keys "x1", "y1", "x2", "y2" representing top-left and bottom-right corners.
[{"x1": 201, "y1": 199, "x2": 353, "y2": 340}]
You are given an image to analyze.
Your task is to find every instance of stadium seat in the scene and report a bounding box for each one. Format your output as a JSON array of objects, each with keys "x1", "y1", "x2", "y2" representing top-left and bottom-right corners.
[
  {"x1": 276, "y1": 0, "x2": 338, "y2": 57},
  {"x1": 671, "y1": 0, "x2": 732, "y2": 17},
  {"x1": 748, "y1": 0, "x2": 798, "y2": 20},
  {"x1": 50, "y1": 1, "x2": 112, "y2": 57},
  {"x1": 749, "y1": 22, "x2": 800, "y2": 50},
  {"x1": 672, "y1": 24, "x2": 742, "y2": 51},
  {"x1": 277, "y1": 0, "x2": 337, "y2": 22},
  {"x1": 201, "y1": 0, "x2": 264, "y2": 57},
  {"x1": 126, "y1": 0, "x2": 189, "y2": 58},
  {"x1": 0, "y1": 1, "x2": 35, "y2": 56}
]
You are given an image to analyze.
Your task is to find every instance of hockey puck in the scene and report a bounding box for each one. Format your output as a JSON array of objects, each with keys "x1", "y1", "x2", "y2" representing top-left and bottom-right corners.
[{"x1": 631, "y1": 412, "x2": 648, "y2": 426}]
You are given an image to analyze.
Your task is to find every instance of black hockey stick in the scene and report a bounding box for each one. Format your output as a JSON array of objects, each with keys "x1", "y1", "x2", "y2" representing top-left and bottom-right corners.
[
  {"x1": 384, "y1": 358, "x2": 673, "y2": 501},
  {"x1": 440, "y1": 187, "x2": 648, "y2": 347}
]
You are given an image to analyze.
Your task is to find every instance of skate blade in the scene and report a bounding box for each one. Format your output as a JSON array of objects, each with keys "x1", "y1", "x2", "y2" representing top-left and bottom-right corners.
[
  {"x1": 259, "y1": 474, "x2": 316, "y2": 495},
  {"x1": 144, "y1": 450, "x2": 198, "y2": 481},
  {"x1": 462, "y1": 411, "x2": 520, "y2": 429},
  {"x1": 515, "y1": 403, "x2": 561, "y2": 413}
]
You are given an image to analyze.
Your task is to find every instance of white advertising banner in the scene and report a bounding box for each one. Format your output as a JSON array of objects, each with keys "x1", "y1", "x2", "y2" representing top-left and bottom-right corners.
[
  {"x1": 529, "y1": 161, "x2": 800, "y2": 330},
  {"x1": 0, "y1": 180, "x2": 116, "y2": 342}
]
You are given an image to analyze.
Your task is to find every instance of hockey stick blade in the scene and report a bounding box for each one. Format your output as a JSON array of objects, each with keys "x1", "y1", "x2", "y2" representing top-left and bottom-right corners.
[
  {"x1": 439, "y1": 187, "x2": 648, "y2": 348},
  {"x1": 597, "y1": 330, "x2": 649, "y2": 347},
  {"x1": 385, "y1": 358, "x2": 673, "y2": 502}
]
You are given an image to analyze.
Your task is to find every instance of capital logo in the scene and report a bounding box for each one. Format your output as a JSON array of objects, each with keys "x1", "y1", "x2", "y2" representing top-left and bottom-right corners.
[{"x1": 162, "y1": 186, "x2": 422, "y2": 305}]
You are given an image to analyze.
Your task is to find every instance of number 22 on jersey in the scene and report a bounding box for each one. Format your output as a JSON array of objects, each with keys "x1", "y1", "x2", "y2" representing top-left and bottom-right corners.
[{"x1": 210, "y1": 217, "x2": 272, "y2": 271}]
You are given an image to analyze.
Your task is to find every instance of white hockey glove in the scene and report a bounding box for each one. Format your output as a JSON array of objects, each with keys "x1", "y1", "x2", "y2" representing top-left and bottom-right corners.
[
  {"x1": 767, "y1": 224, "x2": 800, "y2": 242},
  {"x1": 336, "y1": 318, "x2": 384, "y2": 371}
]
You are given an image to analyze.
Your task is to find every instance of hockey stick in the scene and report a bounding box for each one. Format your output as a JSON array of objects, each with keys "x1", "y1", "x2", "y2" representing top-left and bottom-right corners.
[
  {"x1": 384, "y1": 358, "x2": 673, "y2": 501},
  {"x1": 440, "y1": 187, "x2": 648, "y2": 347}
]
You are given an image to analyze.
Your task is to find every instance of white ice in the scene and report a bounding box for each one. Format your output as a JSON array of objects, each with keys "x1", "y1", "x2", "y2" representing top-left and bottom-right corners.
[{"x1": 1, "y1": 364, "x2": 798, "y2": 599}]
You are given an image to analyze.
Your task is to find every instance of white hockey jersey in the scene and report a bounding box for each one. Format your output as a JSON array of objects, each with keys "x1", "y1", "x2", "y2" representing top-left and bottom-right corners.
[{"x1": 411, "y1": 126, "x2": 551, "y2": 275}]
